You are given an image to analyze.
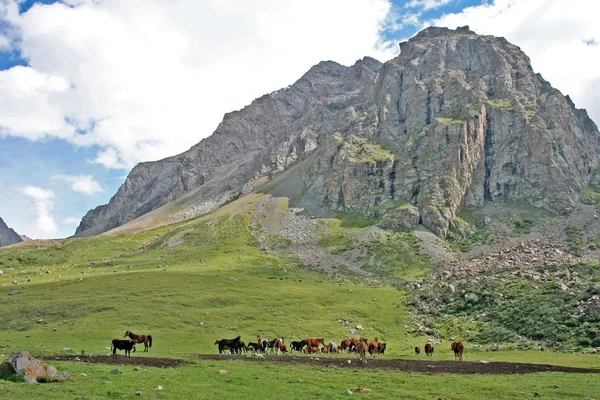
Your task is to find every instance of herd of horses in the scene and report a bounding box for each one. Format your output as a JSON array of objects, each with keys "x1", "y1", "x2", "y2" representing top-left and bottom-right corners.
[
  {"x1": 414, "y1": 341, "x2": 464, "y2": 361},
  {"x1": 214, "y1": 335, "x2": 465, "y2": 363},
  {"x1": 110, "y1": 329, "x2": 465, "y2": 362},
  {"x1": 110, "y1": 330, "x2": 153, "y2": 357}
]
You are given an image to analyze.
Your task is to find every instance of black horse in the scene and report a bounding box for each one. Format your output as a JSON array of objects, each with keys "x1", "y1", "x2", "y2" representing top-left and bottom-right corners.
[
  {"x1": 111, "y1": 338, "x2": 136, "y2": 358},
  {"x1": 214, "y1": 335, "x2": 241, "y2": 354}
]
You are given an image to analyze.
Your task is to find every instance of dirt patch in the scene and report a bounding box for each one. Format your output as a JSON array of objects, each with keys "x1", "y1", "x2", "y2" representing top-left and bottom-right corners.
[
  {"x1": 44, "y1": 355, "x2": 189, "y2": 368},
  {"x1": 196, "y1": 354, "x2": 600, "y2": 375}
]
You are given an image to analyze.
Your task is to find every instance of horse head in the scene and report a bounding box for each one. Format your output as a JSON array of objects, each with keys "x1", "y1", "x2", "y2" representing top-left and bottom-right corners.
[{"x1": 124, "y1": 330, "x2": 131, "y2": 338}]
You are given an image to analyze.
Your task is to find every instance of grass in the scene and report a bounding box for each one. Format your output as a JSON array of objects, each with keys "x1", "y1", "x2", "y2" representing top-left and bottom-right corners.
[
  {"x1": 485, "y1": 99, "x2": 514, "y2": 111},
  {"x1": 436, "y1": 117, "x2": 465, "y2": 125}
]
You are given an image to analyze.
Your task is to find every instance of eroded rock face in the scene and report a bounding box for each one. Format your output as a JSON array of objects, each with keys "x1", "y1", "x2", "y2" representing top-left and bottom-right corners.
[
  {"x1": 76, "y1": 26, "x2": 600, "y2": 238},
  {"x1": 1, "y1": 351, "x2": 57, "y2": 383},
  {"x1": 0, "y1": 217, "x2": 22, "y2": 248}
]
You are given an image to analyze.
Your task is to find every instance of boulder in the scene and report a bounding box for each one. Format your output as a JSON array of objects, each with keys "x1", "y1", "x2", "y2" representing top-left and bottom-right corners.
[
  {"x1": 421, "y1": 206, "x2": 449, "y2": 237},
  {"x1": 1, "y1": 351, "x2": 58, "y2": 383},
  {"x1": 378, "y1": 205, "x2": 420, "y2": 232}
]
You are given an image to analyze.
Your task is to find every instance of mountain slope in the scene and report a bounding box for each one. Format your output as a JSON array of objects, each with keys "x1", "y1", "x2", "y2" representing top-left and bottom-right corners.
[
  {"x1": 0, "y1": 217, "x2": 22, "y2": 248},
  {"x1": 76, "y1": 26, "x2": 600, "y2": 238}
]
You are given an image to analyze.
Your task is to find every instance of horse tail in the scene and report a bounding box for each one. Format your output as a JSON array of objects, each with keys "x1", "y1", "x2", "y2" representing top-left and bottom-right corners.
[{"x1": 148, "y1": 335, "x2": 152, "y2": 348}]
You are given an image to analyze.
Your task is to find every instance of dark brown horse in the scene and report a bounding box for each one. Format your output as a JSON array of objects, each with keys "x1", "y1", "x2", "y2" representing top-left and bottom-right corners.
[
  {"x1": 415, "y1": 346, "x2": 421, "y2": 355},
  {"x1": 451, "y1": 341, "x2": 464, "y2": 361},
  {"x1": 125, "y1": 330, "x2": 153, "y2": 352},
  {"x1": 424, "y1": 343, "x2": 434, "y2": 356},
  {"x1": 214, "y1": 335, "x2": 241, "y2": 354}
]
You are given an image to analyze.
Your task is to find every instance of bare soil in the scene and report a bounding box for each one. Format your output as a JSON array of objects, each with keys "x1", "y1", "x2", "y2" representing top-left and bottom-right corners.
[
  {"x1": 43, "y1": 354, "x2": 600, "y2": 374},
  {"x1": 198, "y1": 354, "x2": 600, "y2": 375},
  {"x1": 44, "y1": 355, "x2": 189, "y2": 368}
]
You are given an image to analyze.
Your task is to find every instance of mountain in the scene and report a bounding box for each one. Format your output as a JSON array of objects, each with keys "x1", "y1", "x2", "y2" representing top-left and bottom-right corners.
[
  {"x1": 76, "y1": 26, "x2": 600, "y2": 238},
  {"x1": 0, "y1": 217, "x2": 23, "y2": 248}
]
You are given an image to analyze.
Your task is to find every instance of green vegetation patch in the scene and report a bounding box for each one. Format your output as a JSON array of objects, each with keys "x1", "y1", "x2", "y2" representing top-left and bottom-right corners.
[
  {"x1": 485, "y1": 98, "x2": 514, "y2": 110},
  {"x1": 338, "y1": 136, "x2": 394, "y2": 164},
  {"x1": 361, "y1": 232, "x2": 430, "y2": 281},
  {"x1": 414, "y1": 263, "x2": 600, "y2": 351},
  {"x1": 435, "y1": 117, "x2": 465, "y2": 125}
]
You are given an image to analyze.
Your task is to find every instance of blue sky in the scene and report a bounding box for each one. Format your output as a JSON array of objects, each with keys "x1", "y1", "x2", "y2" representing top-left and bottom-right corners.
[{"x1": 0, "y1": 0, "x2": 598, "y2": 239}]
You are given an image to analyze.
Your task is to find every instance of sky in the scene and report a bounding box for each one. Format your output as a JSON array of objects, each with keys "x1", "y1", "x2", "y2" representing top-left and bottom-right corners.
[{"x1": 0, "y1": 0, "x2": 598, "y2": 239}]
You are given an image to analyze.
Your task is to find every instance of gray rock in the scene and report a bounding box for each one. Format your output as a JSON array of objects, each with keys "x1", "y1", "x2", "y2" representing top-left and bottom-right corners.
[
  {"x1": 0, "y1": 351, "x2": 58, "y2": 383},
  {"x1": 490, "y1": 343, "x2": 500, "y2": 351},
  {"x1": 8, "y1": 290, "x2": 20, "y2": 296},
  {"x1": 0, "y1": 217, "x2": 22, "y2": 248},
  {"x1": 378, "y1": 205, "x2": 420, "y2": 232}
]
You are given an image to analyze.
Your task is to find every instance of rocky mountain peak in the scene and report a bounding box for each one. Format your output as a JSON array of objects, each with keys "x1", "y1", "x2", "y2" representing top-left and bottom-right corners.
[
  {"x1": 0, "y1": 217, "x2": 23, "y2": 248},
  {"x1": 76, "y1": 26, "x2": 600, "y2": 238}
]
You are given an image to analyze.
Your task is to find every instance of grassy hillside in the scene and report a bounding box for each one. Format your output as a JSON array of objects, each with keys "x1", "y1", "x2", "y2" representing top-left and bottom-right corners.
[
  {"x1": 0, "y1": 195, "x2": 417, "y2": 358},
  {"x1": 1, "y1": 194, "x2": 600, "y2": 398}
]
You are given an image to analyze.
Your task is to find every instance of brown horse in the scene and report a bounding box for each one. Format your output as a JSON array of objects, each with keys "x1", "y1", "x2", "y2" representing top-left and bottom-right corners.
[
  {"x1": 125, "y1": 330, "x2": 152, "y2": 352},
  {"x1": 415, "y1": 346, "x2": 421, "y2": 355},
  {"x1": 368, "y1": 338, "x2": 379, "y2": 357},
  {"x1": 424, "y1": 343, "x2": 434, "y2": 356},
  {"x1": 340, "y1": 338, "x2": 354, "y2": 352},
  {"x1": 451, "y1": 341, "x2": 464, "y2": 361},
  {"x1": 304, "y1": 338, "x2": 325, "y2": 348}
]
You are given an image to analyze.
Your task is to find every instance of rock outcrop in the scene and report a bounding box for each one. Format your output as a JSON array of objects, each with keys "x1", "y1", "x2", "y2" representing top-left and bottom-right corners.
[
  {"x1": 0, "y1": 217, "x2": 22, "y2": 248},
  {"x1": 76, "y1": 26, "x2": 600, "y2": 238},
  {"x1": 0, "y1": 351, "x2": 69, "y2": 383}
]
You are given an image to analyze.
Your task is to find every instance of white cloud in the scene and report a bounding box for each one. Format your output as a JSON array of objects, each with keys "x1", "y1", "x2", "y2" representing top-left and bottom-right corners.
[
  {"x1": 406, "y1": 0, "x2": 452, "y2": 11},
  {"x1": 22, "y1": 186, "x2": 57, "y2": 235},
  {"x1": 425, "y1": 0, "x2": 600, "y2": 124},
  {"x1": 52, "y1": 174, "x2": 104, "y2": 195},
  {"x1": 63, "y1": 216, "x2": 81, "y2": 224},
  {"x1": 0, "y1": 0, "x2": 395, "y2": 169}
]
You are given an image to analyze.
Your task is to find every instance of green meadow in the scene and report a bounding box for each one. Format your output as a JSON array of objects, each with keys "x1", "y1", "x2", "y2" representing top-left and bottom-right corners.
[{"x1": 1, "y1": 200, "x2": 599, "y2": 398}]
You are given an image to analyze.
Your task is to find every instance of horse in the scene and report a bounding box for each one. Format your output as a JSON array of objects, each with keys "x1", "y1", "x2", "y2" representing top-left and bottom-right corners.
[
  {"x1": 368, "y1": 338, "x2": 379, "y2": 357},
  {"x1": 350, "y1": 338, "x2": 367, "y2": 353},
  {"x1": 340, "y1": 338, "x2": 354, "y2": 353},
  {"x1": 327, "y1": 342, "x2": 338, "y2": 353},
  {"x1": 247, "y1": 342, "x2": 260, "y2": 354},
  {"x1": 257, "y1": 335, "x2": 270, "y2": 354},
  {"x1": 321, "y1": 345, "x2": 329, "y2": 353},
  {"x1": 274, "y1": 338, "x2": 285, "y2": 355},
  {"x1": 304, "y1": 338, "x2": 325, "y2": 349},
  {"x1": 307, "y1": 345, "x2": 320, "y2": 354},
  {"x1": 356, "y1": 340, "x2": 369, "y2": 364},
  {"x1": 111, "y1": 338, "x2": 136, "y2": 358},
  {"x1": 377, "y1": 342, "x2": 387, "y2": 355},
  {"x1": 424, "y1": 343, "x2": 434, "y2": 356},
  {"x1": 235, "y1": 340, "x2": 248, "y2": 354},
  {"x1": 415, "y1": 346, "x2": 421, "y2": 355},
  {"x1": 290, "y1": 340, "x2": 305, "y2": 352},
  {"x1": 124, "y1": 330, "x2": 152, "y2": 352},
  {"x1": 451, "y1": 341, "x2": 464, "y2": 361},
  {"x1": 214, "y1": 335, "x2": 241, "y2": 354}
]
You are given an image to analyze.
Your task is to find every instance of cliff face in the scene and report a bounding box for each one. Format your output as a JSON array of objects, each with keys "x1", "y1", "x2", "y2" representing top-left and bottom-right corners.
[
  {"x1": 76, "y1": 26, "x2": 600, "y2": 238},
  {"x1": 0, "y1": 217, "x2": 23, "y2": 248}
]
